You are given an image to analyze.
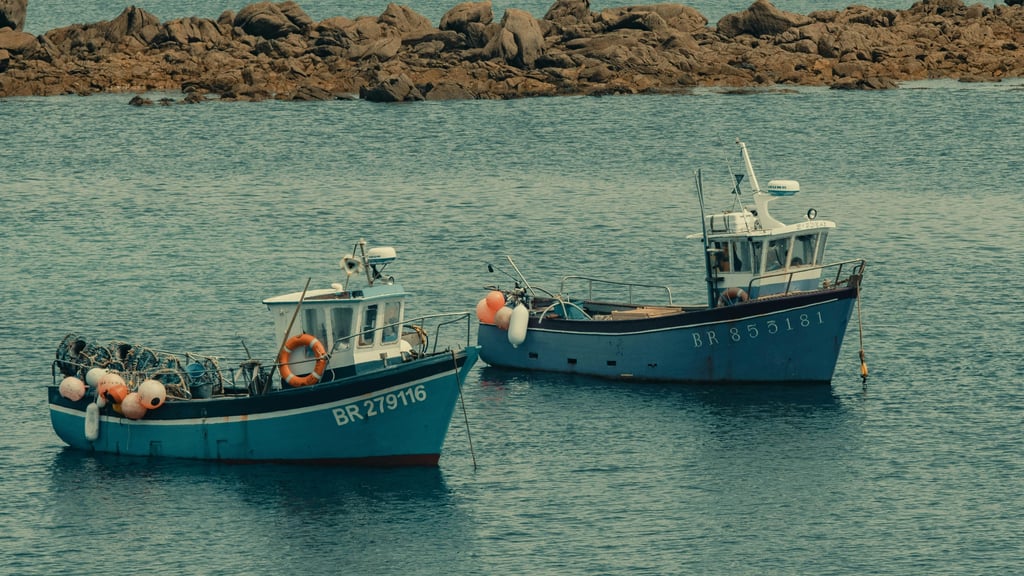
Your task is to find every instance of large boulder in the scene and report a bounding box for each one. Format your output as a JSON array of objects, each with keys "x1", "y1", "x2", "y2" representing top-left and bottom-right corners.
[
  {"x1": 378, "y1": 3, "x2": 434, "y2": 37},
  {"x1": 360, "y1": 73, "x2": 423, "y2": 101},
  {"x1": 545, "y1": 0, "x2": 598, "y2": 39},
  {"x1": 486, "y1": 8, "x2": 544, "y2": 68},
  {"x1": 349, "y1": 35, "x2": 402, "y2": 59},
  {"x1": 0, "y1": 0, "x2": 27, "y2": 31},
  {"x1": 601, "y1": 4, "x2": 707, "y2": 34},
  {"x1": 156, "y1": 16, "x2": 226, "y2": 46},
  {"x1": 717, "y1": 0, "x2": 812, "y2": 38},
  {"x1": 545, "y1": 0, "x2": 593, "y2": 21},
  {"x1": 441, "y1": 1, "x2": 494, "y2": 34},
  {"x1": 0, "y1": 28, "x2": 35, "y2": 52},
  {"x1": 99, "y1": 6, "x2": 161, "y2": 44},
  {"x1": 234, "y1": 1, "x2": 311, "y2": 39}
]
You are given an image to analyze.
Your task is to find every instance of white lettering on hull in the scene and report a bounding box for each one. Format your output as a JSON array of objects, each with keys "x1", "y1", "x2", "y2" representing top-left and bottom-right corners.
[
  {"x1": 332, "y1": 384, "x2": 428, "y2": 426},
  {"x1": 691, "y1": 311, "x2": 826, "y2": 348}
]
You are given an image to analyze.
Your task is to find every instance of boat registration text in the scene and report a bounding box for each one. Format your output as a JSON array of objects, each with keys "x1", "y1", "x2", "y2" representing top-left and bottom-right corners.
[
  {"x1": 692, "y1": 311, "x2": 826, "y2": 348},
  {"x1": 331, "y1": 384, "x2": 428, "y2": 426}
]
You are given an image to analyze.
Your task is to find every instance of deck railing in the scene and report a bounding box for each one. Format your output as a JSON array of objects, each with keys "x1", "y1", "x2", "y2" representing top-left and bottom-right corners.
[
  {"x1": 745, "y1": 258, "x2": 867, "y2": 297},
  {"x1": 558, "y1": 276, "x2": 675, "y2": 305}
]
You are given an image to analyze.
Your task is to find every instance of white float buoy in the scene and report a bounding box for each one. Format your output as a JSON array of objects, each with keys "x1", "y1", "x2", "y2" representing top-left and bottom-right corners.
[
  {"x1": 85, "y1": 367, "x2": 108, "y2": 387},
  {"x1": 138, "y1": 379, "x2": 167, "y2": 409},
  {"x1": 85, "y1": 402, "x2": 100, "y2": 441},
  {"x1": 508, "y1": 303, "x2": 528, "y2": 348}
]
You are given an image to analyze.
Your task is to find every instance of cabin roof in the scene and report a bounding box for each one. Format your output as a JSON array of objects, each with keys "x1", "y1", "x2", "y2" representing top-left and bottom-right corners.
[
  {"x1": 718, "y1": 219, "x2": 836, "y2": 237},
  {"x1": 262, "y1": 284, "x2": 408, "y2": 306},
  {"x1": 690, "y1": 218, "x2": 836, "y2": 240}
]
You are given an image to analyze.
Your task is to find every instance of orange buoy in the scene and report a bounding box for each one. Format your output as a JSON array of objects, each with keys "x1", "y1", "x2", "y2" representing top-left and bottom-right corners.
[
  {"x1": 476, "y1": 298, "x2": 497, "y2": 324},
  {"x1": 486, "y1": 290, "x2": 505, "y2": 311},
  {"x1": 98, "y1": 372, "x2": 128, "y2": 404}
]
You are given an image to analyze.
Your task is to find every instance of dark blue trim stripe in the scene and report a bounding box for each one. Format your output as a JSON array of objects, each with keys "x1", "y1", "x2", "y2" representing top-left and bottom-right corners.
[{"x1": 48, "y1": 350, "x2": 471, "y2": 421}]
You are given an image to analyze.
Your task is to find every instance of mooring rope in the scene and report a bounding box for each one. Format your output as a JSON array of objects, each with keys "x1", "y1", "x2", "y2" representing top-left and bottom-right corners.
[
  {"x1": 856, "y1": 279, "x2": 868, "y2": 387},
  {"x1": 451, "y1": 350, "x2": 477, "y2": 470}
]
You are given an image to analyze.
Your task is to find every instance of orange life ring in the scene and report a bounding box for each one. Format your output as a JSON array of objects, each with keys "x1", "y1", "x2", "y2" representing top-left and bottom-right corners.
[
  {"x1": 717, "y1": 287, "x2": 750, "y2": 308},
  {"x1": 278, "y1": 333, "x2": 327, "y2": 387}
]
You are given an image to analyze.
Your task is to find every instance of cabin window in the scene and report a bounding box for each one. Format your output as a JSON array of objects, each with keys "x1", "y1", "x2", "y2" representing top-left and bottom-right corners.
[
  {"x1": 712, "y1": 241, "x2": 731, "y2": 272},
  {"x1": 331, "y1": 307, "x2": 354, "y2": 350},
  {"x1": 767, "y1": 237, "x2": 790, "y2": 271},
  {"x1": 790, "y1": 234, "x2": 817, "y2": 267},
  {"x1": 359, "y1": 304, "x2": 378, "y2": 346},
  {"x1": 302, "y1": 308, "x2": 327, "y2": 349},
  {"x1": 732, "y1": 241, "x2": 751, "y2": 273},
  {"x1": 815, "y1": 233, "x2": 829, "y2": 265},
  {"x1": 750, "y1": 240, "x2": 764, "y2": 273},
  {"x1": 382, "y1": 301, "x2": 401, "y2": 343}
]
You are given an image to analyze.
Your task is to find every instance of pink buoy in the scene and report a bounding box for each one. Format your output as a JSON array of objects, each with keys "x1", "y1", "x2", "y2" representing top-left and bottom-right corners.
[
  {"x1": 120, "y1": 392, "x2": 148, "y2": 420},
  {"x1": 59, "y1": 377, "x2": 87, "y2": 401},
  {"x1": 494, "y1": 306, "x2": 513, "y2": 330}
]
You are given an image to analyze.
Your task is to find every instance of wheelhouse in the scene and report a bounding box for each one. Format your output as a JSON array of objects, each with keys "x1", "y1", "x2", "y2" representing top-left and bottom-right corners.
[
  {"x1": 695, "y1": 141, "x2": 839, "y2": 301},
  {"x1": 262, "y1": 246, "x2": 414, "y2": 382},
  {"x1": 709, "y1": 221, "x2": 834, "y2": 272}
]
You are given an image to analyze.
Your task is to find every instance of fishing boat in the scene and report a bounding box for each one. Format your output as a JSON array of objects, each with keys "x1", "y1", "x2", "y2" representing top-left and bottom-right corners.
[
  {"x1": 48, "y1": 240, "x2": 479, "y2": 465},
  {"x1": 476, "y1": 141, "x2": 867, "y2": 384}
]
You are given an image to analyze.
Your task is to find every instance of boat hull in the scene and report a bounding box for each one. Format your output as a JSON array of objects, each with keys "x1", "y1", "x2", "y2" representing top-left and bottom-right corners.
[
  {"x1": 49, "y1": 348, "x2": 478, "y2": 465},
  {"x1": 478, "y1": 288, "x2": 858, "y2": 383}
]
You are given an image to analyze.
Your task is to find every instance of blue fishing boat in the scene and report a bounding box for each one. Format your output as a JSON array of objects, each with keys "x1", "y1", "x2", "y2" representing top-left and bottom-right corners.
[
  {"x1": 477, "y1": 141, "x2": 867, "y2": 384},
  {"x1": 49, "y1": 240, "x2": 479, "y2": 465}
]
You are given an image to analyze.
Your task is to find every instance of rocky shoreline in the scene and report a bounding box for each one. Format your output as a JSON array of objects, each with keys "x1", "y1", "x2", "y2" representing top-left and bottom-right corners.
[{"x1": 1, "y1": 0, "x2": 1023, "y2": 102}]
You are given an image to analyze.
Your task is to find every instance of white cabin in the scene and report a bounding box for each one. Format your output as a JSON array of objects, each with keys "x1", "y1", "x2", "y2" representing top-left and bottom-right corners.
[{"x1": 262, "y1": 246, "x2": 414, "y2": 381}]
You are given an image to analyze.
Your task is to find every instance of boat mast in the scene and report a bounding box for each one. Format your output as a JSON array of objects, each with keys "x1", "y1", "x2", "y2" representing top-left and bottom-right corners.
[
  {"x1": 695, "y1": 169, "x2": 716, "y2": 308},
  {"x1": 737, "y1": 139, "x2": 760, "y2": 193}
]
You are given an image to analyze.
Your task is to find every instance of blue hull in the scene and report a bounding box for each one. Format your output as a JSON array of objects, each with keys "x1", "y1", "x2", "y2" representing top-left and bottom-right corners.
[
  {"x1": 479, "y1": 288, "x2": 857, "y2": 383},
  {"x1": 49, "y1": 348, "x2": 478, "y2": 465}
]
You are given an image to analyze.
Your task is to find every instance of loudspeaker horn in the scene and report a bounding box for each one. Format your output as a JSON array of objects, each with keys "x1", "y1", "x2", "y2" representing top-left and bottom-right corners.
[{"x1": 341, "y1": 255, "x2": 363, "y2": 276}]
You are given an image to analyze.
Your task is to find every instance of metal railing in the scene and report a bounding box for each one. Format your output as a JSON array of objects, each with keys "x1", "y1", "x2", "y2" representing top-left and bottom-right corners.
[
  {"x1": 744, "y1": 258, "x2": 867, "y2": 297},
  {"x1": 327, "y1": 311, "x2": 474, "y2": 356},
  {"x1": 558, "y1": 275, "x2": 675, "y2": 305}
]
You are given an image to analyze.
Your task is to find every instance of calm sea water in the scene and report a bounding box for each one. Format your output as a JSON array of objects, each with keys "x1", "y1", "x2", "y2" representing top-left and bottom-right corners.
[{"x1": 3, "y1": 2, "x2": 1023, "y2": 571}]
